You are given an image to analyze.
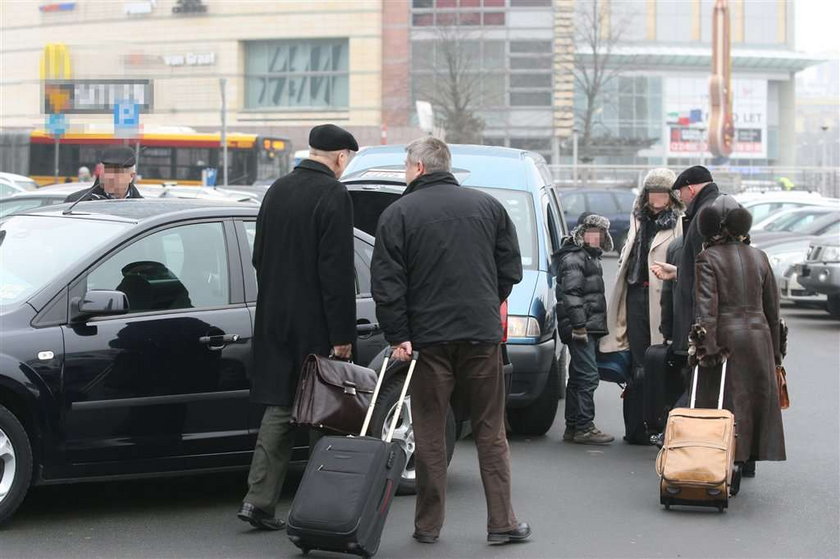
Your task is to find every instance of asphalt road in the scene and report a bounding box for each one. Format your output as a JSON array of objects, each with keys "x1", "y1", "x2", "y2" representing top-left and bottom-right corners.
[{"x1": 2, "y1": 258, "x2": 839, "y2": 558}]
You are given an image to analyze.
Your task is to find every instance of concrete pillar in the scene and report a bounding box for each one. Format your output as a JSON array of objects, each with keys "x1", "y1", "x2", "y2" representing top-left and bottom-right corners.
[{"x1": 778, "y1": 76, "x2": 796, "y2": 166}]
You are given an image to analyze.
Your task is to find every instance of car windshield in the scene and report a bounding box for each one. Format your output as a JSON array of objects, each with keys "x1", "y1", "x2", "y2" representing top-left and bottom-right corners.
[
  {"x1": 475, "y1": 188, "x2": 537, "y2": 270},
  {"x1": 0, "y1": 215, "x2": 130, "y2": 307},
  {"x1": 766, "y1": 211, "x2": 820, "y2": 232}
]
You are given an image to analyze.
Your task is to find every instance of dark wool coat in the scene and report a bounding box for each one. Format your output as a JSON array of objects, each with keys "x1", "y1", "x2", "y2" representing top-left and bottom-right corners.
[
  {"x1": 672, "y1": 183, "x2": 723, "y2": 354},
  {"x1": 371, "y1": 171, "x2": 522, "y2": 348},
  {"x1": 554, "y1": 223, "x2": 612, "y2": 344},
  {"x1": 692, "y1": 242, "x2": 786, "y2": 462},
  {"x1": 64, "y1": 178, "x2": 143, "y2": 202},
  {"x1": 251, "y1": 159, "x2": 356, "y2": 406}
]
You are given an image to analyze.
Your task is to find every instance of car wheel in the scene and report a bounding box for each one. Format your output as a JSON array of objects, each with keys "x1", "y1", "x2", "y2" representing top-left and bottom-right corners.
[
  {"x1": 827, "y1": 294, "x2": 840, "y2": 319},
  {"x1": 507, "y1": 356, "x2": 560, "y2": 436},
  {"x1": 0, "y1": 404, "x2": 33, "y2": 526},
  {"x1": 369, "y1": 374, "x2": 456, "y2": 495}
]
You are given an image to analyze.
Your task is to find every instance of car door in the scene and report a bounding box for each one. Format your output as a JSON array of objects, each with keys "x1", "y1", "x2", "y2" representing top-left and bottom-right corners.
[{"x1": 60, "y1": 219, "x2": 253, "y2": 468}]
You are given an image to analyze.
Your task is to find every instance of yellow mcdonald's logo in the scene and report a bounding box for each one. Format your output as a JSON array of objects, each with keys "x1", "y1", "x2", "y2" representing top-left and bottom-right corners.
[{"x1": 40, "y1": 43, "x2": 72, "y2": 80}]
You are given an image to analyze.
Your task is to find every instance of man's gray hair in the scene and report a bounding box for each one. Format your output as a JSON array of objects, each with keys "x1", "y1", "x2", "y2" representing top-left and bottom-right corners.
[
  {"x1": 643, "y1": 168, "x2": 676, "y2": 190},
  {"x1": 405, "y1": 137, "x2": 451, "y2": 173}
]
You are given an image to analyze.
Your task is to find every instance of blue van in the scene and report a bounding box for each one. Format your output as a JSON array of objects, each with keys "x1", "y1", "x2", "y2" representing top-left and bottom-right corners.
[{"x1": 342, "y1": 145, "x2": 569, "y2": 435}]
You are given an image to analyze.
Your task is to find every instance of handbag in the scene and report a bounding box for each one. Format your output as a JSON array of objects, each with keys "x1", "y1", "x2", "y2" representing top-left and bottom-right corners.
[
  {"x1": 776, "y1": 365, "x2": 790, "y2": 410},
  {"x1": 291, "y1": 354, "x2": 378, "y2": 434}
]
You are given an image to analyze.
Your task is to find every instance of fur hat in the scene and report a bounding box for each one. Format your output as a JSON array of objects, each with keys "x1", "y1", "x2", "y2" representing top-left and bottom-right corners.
[
  {"x1": 698, "y1": 195, "x2": 752, "y2": 240},
  {"x1": 673, "y1": 165, "x2": 713, "y2": 190},
  {"x1": 572, "y1": 213, "x2": 614, "y2": 252},
  {"x1": 634, "y1": 168, "x2": 685, "y2": 216}
]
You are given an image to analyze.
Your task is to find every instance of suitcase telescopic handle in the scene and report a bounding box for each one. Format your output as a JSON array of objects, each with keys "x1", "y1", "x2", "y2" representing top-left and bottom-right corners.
[
  {"x1": 359, "y1": 349, "x2": 420, "y2": 438},
  {"x1": 689, "y1": 359, "x2": 728, "y2": 410}
]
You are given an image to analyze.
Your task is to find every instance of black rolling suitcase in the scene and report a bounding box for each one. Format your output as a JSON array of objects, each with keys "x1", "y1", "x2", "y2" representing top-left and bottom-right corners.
[
  {"x1": 643, "y1": 343, "x2": 675, "y2": 434},
  {"x1": 287, "y1": 349, "x2": 417, "y2": 557}
]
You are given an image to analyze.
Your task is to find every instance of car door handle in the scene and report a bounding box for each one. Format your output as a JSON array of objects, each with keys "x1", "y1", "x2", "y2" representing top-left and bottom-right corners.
[
  {"x1": 356, "y1": 323, "x2": 380, "y2": 334},
  {"x1": 199, "y1": 334, "x2": 240, "y2": 350}
]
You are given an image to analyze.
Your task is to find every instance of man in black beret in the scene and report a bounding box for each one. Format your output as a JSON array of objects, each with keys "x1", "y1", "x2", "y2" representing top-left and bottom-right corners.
[
  {"x1": 238, "y1": 124, "x2": 359, "y2": 531},
  {"x1": 652, "y1": 165, "x2": 723, "y2": 363},
  {"x1": 64, "y1": 146, "x2": 143, "y2": 202}
]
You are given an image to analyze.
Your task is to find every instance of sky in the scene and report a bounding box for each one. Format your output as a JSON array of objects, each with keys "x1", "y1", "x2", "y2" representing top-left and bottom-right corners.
[{"x1": 794, "y1": 0, "x2": 840, "y2": 55}]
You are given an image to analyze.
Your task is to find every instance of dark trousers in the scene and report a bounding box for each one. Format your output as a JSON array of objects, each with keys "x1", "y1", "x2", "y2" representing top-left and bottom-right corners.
[
  {"x1": 410, "y1": 343, "x2": 517, "y2": 537},
  {"x1": 623, "y1": 284, "x2": 651, "y2": 442},
  {"x1": 565, "y1": 335, "x2": 599, "y2": 431}
]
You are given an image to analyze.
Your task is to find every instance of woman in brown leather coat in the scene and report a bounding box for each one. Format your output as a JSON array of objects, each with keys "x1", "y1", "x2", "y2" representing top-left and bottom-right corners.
[{"x1": 690, "y1": 197, "x2": 786, "y2": 478}]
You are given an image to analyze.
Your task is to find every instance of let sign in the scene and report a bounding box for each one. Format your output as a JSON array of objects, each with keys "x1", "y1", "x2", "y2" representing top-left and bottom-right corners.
[{"x1": 44, "y1": 79, "x2": 153, "y2": 114}]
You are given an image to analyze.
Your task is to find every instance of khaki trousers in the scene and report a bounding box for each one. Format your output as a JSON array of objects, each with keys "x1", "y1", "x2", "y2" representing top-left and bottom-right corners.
[{"x1": 410, "y1": 343, "x2": 518, "y2": 537}]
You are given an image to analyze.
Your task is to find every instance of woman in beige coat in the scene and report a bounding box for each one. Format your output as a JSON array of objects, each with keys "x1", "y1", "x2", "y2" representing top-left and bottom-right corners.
[{"x1": 600, "y1": 168, "x2": 684, "y2": 444}]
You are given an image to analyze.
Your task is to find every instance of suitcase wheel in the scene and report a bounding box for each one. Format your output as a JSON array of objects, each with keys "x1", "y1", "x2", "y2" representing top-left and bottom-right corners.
[{"x1": 730, "y1": 464, "x2": 742, "y2": 497}]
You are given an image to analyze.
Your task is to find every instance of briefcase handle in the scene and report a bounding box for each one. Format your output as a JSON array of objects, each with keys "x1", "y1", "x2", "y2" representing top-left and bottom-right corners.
[
  {"x1": 359, "y1": 348, "x2": 420, "y2": 441},
  {"x1": 689, "y1": 359, "x2": 728, "y2": 410}
]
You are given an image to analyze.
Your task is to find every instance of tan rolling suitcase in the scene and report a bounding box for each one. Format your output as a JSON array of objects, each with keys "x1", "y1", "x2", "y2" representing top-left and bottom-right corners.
[{"x1": 655, "y1": 360, "x2": 740, "y2": 512}]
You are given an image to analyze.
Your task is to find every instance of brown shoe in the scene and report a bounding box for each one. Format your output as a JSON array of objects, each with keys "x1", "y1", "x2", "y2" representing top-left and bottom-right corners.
[{"x1": 573, "y1": 426, "x2": 614, "y2": 445}]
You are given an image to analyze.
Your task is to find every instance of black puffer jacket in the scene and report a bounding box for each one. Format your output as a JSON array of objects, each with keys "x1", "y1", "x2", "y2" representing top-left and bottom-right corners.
[
  {"x1": 371, "y1": 171, "x2": 522, "y2": 348},
  {"x1": 554, "y1": 235, "x2": 609, "y2": 344}
]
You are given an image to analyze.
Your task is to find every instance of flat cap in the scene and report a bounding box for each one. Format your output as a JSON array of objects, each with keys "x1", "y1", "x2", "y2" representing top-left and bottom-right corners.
[
  {"x1": 672, "y1": 165, "x2": 713, "y2": 190},
  {"x1": 309, "y1": 124, "x2": 359, "y2": 152},
  {"x1": 100, "y1": 146, "x2": 136, "y2": 168}
]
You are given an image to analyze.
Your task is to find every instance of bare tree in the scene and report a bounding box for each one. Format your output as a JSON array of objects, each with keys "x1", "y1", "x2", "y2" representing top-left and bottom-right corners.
[
  {"x1": 414, "y1": 26, "x2": 485, "y2": 144},
  {"x1": 571, "y1": 0, "x2": 624, "y2": 162}
]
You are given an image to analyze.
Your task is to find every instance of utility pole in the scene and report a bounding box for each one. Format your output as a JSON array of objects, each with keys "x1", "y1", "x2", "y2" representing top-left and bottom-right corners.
[{"x1": 220, "y1": 77, "x2": 228, "y2": 187}]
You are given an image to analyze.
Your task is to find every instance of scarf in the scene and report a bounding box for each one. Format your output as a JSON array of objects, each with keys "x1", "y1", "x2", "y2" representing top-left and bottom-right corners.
[{"x1": 626, "y1": 207, "x2": 678, "y2": 286}]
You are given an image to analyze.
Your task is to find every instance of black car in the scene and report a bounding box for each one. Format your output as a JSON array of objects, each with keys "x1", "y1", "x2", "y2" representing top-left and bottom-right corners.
[
  {"x1": 554, "y1": 188, "x2": 636, "y2": 252},
  {"x1": 0, "y1": 199, "x2": 455, "y2": 525}
]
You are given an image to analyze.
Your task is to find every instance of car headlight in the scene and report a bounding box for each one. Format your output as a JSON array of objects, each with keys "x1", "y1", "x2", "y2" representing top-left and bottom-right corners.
[
  {"x1": 768, "y1": 251, "x2": 806, "y2": 273},
  {"x1": 507, "y1": 316, "x2": 541, "y2": 338},
  {"x1": 820, "y1": 246, "x2": 840, "y2": 263}
]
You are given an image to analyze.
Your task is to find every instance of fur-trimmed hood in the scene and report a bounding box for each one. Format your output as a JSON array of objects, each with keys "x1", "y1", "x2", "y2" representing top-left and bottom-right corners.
[
  {"x1": 569, "y1": 213, "x2": 614, "y2": 252},
  {"x1": 632, "y1": 168, "x2": 686, "y2": 218}
]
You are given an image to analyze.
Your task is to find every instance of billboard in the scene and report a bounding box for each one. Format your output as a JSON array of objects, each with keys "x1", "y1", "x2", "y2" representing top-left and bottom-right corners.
[
  {"x1": 43, "y1": 79, "x2": 153, "y2": 114},
  {"x1": 664, "y1": 77, "x2": 767, "y2": 159}
]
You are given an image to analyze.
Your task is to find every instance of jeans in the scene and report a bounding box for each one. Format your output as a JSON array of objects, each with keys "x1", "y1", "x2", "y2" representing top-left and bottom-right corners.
[{"x1": 565, "y1": 335, "x2": 600, "y2": 431}]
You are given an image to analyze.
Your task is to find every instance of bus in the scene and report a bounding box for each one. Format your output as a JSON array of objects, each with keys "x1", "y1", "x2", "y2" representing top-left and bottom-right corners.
[{"x1": 1, "y1": 128, "x2": 292, "y2": 186}]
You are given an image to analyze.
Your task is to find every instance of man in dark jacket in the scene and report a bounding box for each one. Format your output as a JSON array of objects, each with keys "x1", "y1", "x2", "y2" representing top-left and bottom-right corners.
[
  {"x1": 237, "y1": 124, "x2": 358, "y2": 531},
  {"x1": 670, "y1": 165, "x2": 722, "y2": 357},
  {"x1": 555, "y1": 213, "x2": 614, "y2": 445},
  {"x1": 371, "y1": 137, "x2": 529, "y2": 546},
  {"x1": 64, "y1": 146, "x2": 143, "y2": 202}
]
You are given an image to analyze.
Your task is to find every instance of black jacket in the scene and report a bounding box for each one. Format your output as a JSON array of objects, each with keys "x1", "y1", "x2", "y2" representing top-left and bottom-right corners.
[
  {"x1": 251, "y1": 159, "x2": 357, "y2": 406},
  {"x1": 64, "y1": 179, "x2": 144, "y2": 202},
  {"x1": 371, "y1": 171, "x2": 522, "y2": 348},
  {"x1": 672, "y1": 182, "x2": 722, "y2": 354},
  {"x1": 658, "y1": 236, "x2": 684, "y2": 341},
  {"x1": 554, "y1": 237, "x2": 608, "y2": 344}
]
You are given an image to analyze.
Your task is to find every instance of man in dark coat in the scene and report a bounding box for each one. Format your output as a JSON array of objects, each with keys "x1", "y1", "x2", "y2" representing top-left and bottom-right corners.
[
  {"x1": 64, "y1": 146, "x2": 144, "y2": 202},
  {"x1": 371, "y1": 136, "x2": 529, "y2": 546},
  {"x1": 669, "y1": 165, "x2": 722, "y2": 357},
  {"x1": 237, "y1": 124, "x2": 358, "y2": 531}
]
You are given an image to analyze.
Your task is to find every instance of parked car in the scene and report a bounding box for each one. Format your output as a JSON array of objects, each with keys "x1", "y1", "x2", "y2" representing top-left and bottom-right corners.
[
  {"x1": 0, "y1": 183, "x2": 256, "y2": 218},
  {"x1": 751, "y1": 210, "x2": 840, "y2": 248},
  {"x1": 735, "y1": 191, "x2": 839, "y2": 223},
  {"x1": 752, "y1": 205, "x2": 838, "y2": 233},
  {"x1": 763, "y1": 238, "x2": 827, "y2": 306},
  {"x1": 0, "y1": 172, "x2": 39, "y2": 198},
  {"x1": 795, "y1": 234, "x2": 840, "y2": 319},
  {"x1": 342, "y1": 144, "x2": 569, "y2": 436},
  {"x1": 0, "y1": 198, "x2": 453, "y2": 526},
  {"x1": 554, "y1": 188, "x2": 636, "y2": 253}
]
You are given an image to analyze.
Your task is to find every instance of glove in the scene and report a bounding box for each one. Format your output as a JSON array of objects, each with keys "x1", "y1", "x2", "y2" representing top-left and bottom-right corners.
[{"x1": 571, "y1": 327, "x2": 588, "y2": 343}]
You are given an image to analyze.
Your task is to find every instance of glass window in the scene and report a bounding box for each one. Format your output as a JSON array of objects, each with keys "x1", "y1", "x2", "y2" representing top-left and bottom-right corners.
[
  {"x1": 614, "y1": 191, "x2": 636, "y2": 214},
  {"x1": 510, "y1": 74, "x2": 552, "y2": 88},
  {"x1": 0, "y1": 215, "x2": 130, "y2": 308},
  {"x1": 656, "y1": 0, "x2": 692, "y2": 43},
  {"x1": 510, "y1": 41, "x2": 552, "y2": 54},
  {"x1": 510, "y1": 56, "x2": 552, "y2": 70},
  {"x1": 175, "y1": 148, "x2": 211, "y2": 181},
  {"x1": 245, "y1": 39, "x2": 349, "y2": 109},
  {"x1": 483, "y1": 12, "x2": 505, "y2": 25},
  {"x1": 0, "y1": 197, "x2": 52, "y2": 218},
  {"x1": 510, "y1": 0, "x2": 552, "y2": 6},
  {"x1": 510, "y1": 91, "x2": 552, "y2": 106},
  {"x1": 746, "y1": 203, "x2": 780, "y2": 222},
  {"x1": 586, "y1": 192, "x2": 619, "y2": 214},
  {"x1": 86, "y1": 223, "x2": 230, "y2": 312},
  {"x1": 744, "y1": 0, "x2": 779, "y2": 45},
  {"x1": 475, "y1": 188, "x2": 538, "y2": 270},
  {"x1": 611, "y1": 0, "x2": 647, "y2": 41},
  {"x1": 561, "y1": 193, "x2": 586, "y2": 219}
]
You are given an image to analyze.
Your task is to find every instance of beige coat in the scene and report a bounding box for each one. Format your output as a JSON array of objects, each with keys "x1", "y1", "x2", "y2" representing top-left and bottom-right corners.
[{"x1": 600, "y1": 215, "x2": 682, "y2": 353}]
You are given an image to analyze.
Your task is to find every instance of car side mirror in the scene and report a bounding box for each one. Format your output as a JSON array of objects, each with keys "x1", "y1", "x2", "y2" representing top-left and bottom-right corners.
[{"x1": 73, "y1": 290, "x2": 129, "y2": 320}]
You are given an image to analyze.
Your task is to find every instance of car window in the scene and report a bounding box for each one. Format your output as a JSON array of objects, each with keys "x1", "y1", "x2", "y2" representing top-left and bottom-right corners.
[
  {"x1": 14, "y1": 179, "x2": 38, "y2": 191},
  {"x1": 0, "y1": 183, "x2": 16, "y2": 197},
  {"x1": 819, "y1": 221, "x2": 840, "y2": 236},
  {"x1": 475, "y1": 188, "x2": 538, "y2": 270},
  {"x1": 561, "y1": 193, "x2": 586, "y2": 221},
  {"x1": 747, "y1": 203, "x2": 780, "y2": 222},
  {"x1": 614, "y1": 192, "x2": 636, "y2": 214},
  {"x1": 783, "y1": 213, "x2": 820, "y2": 233},
  {"x1": 0, "y1": 198, "x2": 48, "y2": 218},
  {"x1": 87, "y1": 222, "x2": 230, "y2": 312},
  {"x1": 543, "y1": 193, "x2": 562, "y2": 253},
  {"x1": 586, "y1": 192, "x2": 620, "y2": 215}
]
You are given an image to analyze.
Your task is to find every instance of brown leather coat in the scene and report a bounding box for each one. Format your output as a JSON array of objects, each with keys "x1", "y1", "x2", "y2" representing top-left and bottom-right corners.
[{"x1": 692, "y1": 241, "x2": 786, "y2": 462}]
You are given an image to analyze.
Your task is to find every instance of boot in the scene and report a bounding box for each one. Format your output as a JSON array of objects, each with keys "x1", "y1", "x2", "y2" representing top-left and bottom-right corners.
[{"x1": 573, "y1": 425, "x2": 614, "y2": 445}]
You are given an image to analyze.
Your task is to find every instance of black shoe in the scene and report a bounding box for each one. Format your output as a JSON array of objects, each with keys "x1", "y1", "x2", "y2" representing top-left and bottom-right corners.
[
  {"x1": 237, "y1": 502, "x2": 285, "y2": 531},
  {"x1": 488, "y1": 522, "x2": 531, "y2": 545},
  {"x1": 413, "y1": 532, "x2": 439, "y2": 544},
  {"x1": 742, "y1": 460, "x2": 756, "y2": 478}
]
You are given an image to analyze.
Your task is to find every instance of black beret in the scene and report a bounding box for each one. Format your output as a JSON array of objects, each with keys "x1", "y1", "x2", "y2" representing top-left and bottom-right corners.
[
  {"x1": 100, "y1": 146, "x2": 136, "y2": 167},
  {"x1": 309, "y1": 124, "x2": 359, "y2": 152},
  {"x1": 672, "y1": 165, "x2": 713, "y2": 190}
]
